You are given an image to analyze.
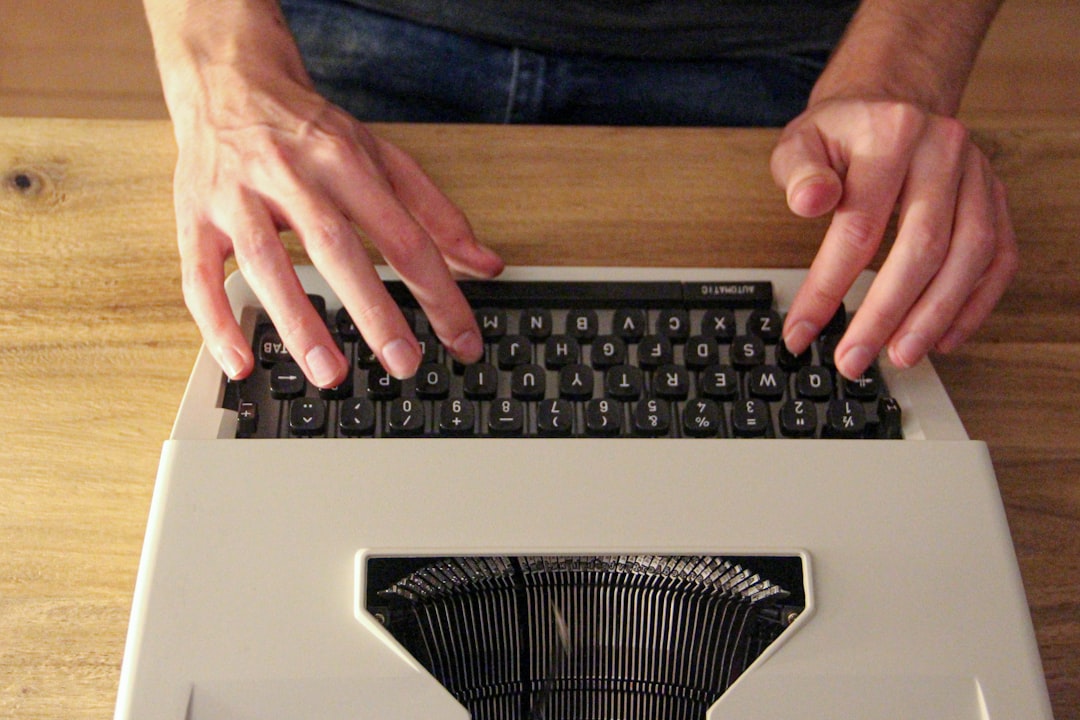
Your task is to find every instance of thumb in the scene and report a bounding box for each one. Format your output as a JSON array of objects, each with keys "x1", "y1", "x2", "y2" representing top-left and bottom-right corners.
[{"x1": 770, "y1": 124, "x2": 844, "y2": 218}]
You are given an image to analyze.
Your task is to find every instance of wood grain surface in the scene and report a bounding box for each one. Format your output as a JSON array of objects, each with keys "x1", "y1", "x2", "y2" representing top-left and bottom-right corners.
[{"x1": 1, "y1": 117, "x2": 1077, "y2": 719}]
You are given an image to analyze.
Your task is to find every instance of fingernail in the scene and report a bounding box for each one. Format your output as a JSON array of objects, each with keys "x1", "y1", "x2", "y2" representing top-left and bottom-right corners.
[
  {"x1": 220, "y1": 347, "x2": 247, "y2": 379},
  {"x1": 381, "y1": 338, "x2": 420, "y2": 379},
  {"x1": 838, "y1": 344, "x2": 874, "y2": 379},
  {"x1": 891, "y1": 332, "x2": 926, "y2": 368},
  {"x1": 305, "y1": 344, "x2": 343, "y2": 387},
  {"x1": 449, "y1": 329, "x2": 483, "y2": 363},
  {"x1": 783, "y1": 320, "x2": 819, "y2": 354}
]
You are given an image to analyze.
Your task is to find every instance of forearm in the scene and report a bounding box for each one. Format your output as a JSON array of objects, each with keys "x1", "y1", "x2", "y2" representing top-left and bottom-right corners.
[
  {"x1": 142, "y1": 0, "x2": 312, "y2": 133},
  {"x1": 810, "y1": 0, "x2": 1003, "y2": 115}
]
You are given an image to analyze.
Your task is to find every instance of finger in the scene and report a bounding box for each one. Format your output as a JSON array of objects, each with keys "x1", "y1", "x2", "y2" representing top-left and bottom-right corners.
[
  {"x1": 178, "y1": 217, "x2": 253, "y2": 381},
  {"x1": 884, "y1": 151, "x2": 1001, "y2": 369},
  {"x1": 224, "y1": 190, "x2": 349, "y2": 389},
  {"x1": 265, "y1": 172, "x2": 425, "y2": 380},
  {"x1": 374, "y1": 135, "x2": 504, "y2": 279},
  {"x1": 834, "y1": 117, "x2": 968, "y2": 379},
  {"x1": 770, "y1": 121, "x2": 844, "y2": 219},
  {"x1": 933, "y1": 176, "x2": 1018, "y2": 355},
  {"x1": 784, "y1": 124, "x2": 919, "y2": 361},
  {"x1": 322, "y1": 154, "x2": 486, "y2": 367}
]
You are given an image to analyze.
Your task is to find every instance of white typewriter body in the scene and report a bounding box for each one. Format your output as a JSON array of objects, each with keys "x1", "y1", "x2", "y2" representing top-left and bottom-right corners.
[{"x1": 115, "y1": 267, "x2": 1053, "y2": 720}]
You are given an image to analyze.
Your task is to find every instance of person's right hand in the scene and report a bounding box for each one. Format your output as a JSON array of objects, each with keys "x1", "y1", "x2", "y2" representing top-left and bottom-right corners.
[{"x1": 170, "y1": 65, "x2": 504, "y2": 388}]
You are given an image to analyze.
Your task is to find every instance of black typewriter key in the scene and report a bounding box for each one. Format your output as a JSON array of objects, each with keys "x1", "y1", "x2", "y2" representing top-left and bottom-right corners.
[
  {"x1": 537, "y1": 399, "x2": 574, "y2": 437},
  {"x1": 544, "y1": 335, "x2": 580, "y2": 368},
  {"x1": 796, "y1": 366, "x2": 834, "y2": 400},
  {"x1": 521, "y1": 308, "x2": 552, "y2": 340},
  {"x1": 780, "y1": 399, "x2": 818, "y2": 438},
  {"x1": 387, "y1": 398, "x2": 425, "y2": 436},
  {"x1": 335, "y1": 307, "x2": 360, "y2": 341},
  {"x1": 399, "y1": 307, "x2": 417, "y2": 333},
  {"x1": 488, "y1": 399, "x2": 525, "y2": 436},
  {"x1": 876, "y1": 396, "x2": 903, "y2": 439},
  {"x1": 699, "y1": 365, "x2": 739, "y2": 401},
  {"x1": 463, "y1": 363, "x2": 498, "y2": 400},
  {"x1": 236, "y1": 401, "x2": 258, "y2": 438},
  {"x1": 585, "y1": 399, "x2": 622, "y2": 436},
  {"x1": 355, "y1": 336, "x2": 379, "y2": 369},
  {"x1": 820, "y1": 333, "x2": 841, "y2": 367},
  {"x1": 633, "y1": 399, "x2": 671, "y2": 437},
  {"x1": 637, "y1": 334, "x2": 673, "y2": 369},
  {"x1": 558, "y1": 364, "x2": 594, "y2": 400},
  {"x1": 476, "y1": 308, "x2": 506, "y2": 341},
  {"x1": 269, "y1": 361, "x2": 306, "y2": 399},
  {"x1": 701, "y1": 308, "x2": 736, "y2": 341},
  {"x1": 257, "y1": 326, "x2": 292, "y2": 366},
  {"x1": 511, "y1": 364, "x2": 546, "y2": 401},
  {"x1": 824, "y1": 398, "x2": 867, "y2": 438},
  {"x1": 612, "y1": 308, "x2": 646, "y2": 341},
  {"x1": 656, "y1": 309, "x2": 690, "y2": 342},
  {"x1": 318, "y1": 370, "x2": 353, "y2": 400},
  {"x1": 747, "y1": 309, "x2": 783, "y2": 342},
  {"x1": 843, "y1": 366, "x2": 882, "y2": 399},
  {"x1": 591, "y1": 335, "x2": 627, "y2": 368},
  {"x1": 415, "y1": 335, "x2": 440, "y2": 364},
  {"x1": 685, "y1": 335, "x2": 720, "y2": 369},
  {"x1": 823, "y1": 302, "x2": 847, "y2": 336},
  {"x1": 306, "y1": 294, "x2": 327, "y2": 323},
  {"x1": 730, "y1": 334, "x2": 766, "y2": 368},
  {"x1": 732, "y1": 398, "x2": 770, "y2": 437},
  {"x1": 289, "y1": 398, "x2": 326, "y2": 436},
  {"x1": 415, "y1": 363, "x2": 451, "y2": 399},
  {"x1": 683, "y1": 399, "x2": 722, "y2": 438},
  {"x1": 439, "y1": 399, "x2": 477, "y2": 436},
  {"x1": 653, "y1": 364, "x2": 690, "y2": 400},
  {"x1": 497, "y1": 335, "x2": 531, "y2": 369},
  {"x1": 366, "y1": 367, "x2": 401, "y2": 400},
  {"x1": 749, "y1": 365, "x2": 786, "y2": 401},
  {"x1": 777, "y1": 338, "x2": 813, "y2": 370},
  {"x1": 605, "y1": 364, "x2": 643, "y2": 401},
  {"x1": 339, "y1": 398, "x2": 375, "y2": 436},
  {"x1": 566, "y1": 309, "x2": 599, "y2": 341}
]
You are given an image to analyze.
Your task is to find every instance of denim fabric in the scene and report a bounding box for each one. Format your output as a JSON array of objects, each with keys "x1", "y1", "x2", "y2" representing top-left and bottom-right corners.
[{"x1": 280, "y1": 0, "x2": 829, "y2": 127}]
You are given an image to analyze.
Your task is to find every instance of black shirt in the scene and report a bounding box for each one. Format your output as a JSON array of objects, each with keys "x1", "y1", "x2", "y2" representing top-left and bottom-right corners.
[{"x1": 342, "y1": 0, "x2": 859, "y2": 60}]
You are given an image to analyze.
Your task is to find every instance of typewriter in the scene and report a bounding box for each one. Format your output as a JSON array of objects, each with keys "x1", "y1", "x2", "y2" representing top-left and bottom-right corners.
[{"x1": 115, "y1": 266, "x2": 1052, "y2": 720}]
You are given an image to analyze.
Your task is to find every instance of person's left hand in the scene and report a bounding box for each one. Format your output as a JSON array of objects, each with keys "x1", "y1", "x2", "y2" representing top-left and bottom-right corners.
[{"x1": 770, "y1": 97, "x2": 1018, "y2": 380}]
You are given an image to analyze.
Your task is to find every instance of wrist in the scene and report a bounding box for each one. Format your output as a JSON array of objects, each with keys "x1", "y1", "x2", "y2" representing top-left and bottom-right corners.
[
  {"x1": 808, "y1": 0, "x2": 1002, "y2": 116},
  {"x1": 145, "y1": 0, "x2": 312, "y2": 135}
]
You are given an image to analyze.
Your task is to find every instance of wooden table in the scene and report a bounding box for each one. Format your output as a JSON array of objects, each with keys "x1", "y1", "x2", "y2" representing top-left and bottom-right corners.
[{"x1": 1, "y1": 117, "x2": 1077, "y2": 719}]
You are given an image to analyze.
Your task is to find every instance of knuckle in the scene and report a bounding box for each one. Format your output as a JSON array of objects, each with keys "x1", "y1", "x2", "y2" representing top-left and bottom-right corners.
[
  {"x1": 379, "y1": 226, "x2": 432, "y2": 269},
  {"x1": 870, "y1": 101, "x2": 925, "y2": 144},
  {"x1": 304, "y1": 218, "x2": 357, "y2": 260},
  {"x1": 180, "y1": 258, "x2": 217, "y2": 298},
  {"x1": 806, "y1": 281, "x2": 847, "y2": 320},
  {"x1": 349, "y1": 298, "x2": 401, "y2": 343},
  {"x1": 834, "y1": 211, "x2": 881, "y2": 257},
  {"x1": 935, "y1": 116, "x2": 971, "y2": 156},
  {"x1": 904, "y1": 224, "x2": 950, "y2": 270},
  {"x1": 233, "y1": 229, "x2": 283, "y2": 276}
]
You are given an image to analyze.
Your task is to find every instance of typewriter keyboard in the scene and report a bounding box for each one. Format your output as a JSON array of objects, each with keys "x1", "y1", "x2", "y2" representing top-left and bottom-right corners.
[{"x1": 226, "y1": 280, "x2": 902, "y2": 439}]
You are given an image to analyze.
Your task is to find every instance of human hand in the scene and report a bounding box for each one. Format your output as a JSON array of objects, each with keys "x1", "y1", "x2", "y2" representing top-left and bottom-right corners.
[
  {"x1": 172, "y1": 69, "x2": 504, "y2": 388},
  {"x1": 771, "y1": 98, "x2": 1017, "y2": 380}
]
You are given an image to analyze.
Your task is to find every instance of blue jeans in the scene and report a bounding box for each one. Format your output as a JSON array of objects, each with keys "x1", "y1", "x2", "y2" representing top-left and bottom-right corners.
[{"x1": 281, "y1": 0, "x2": 828, "y2": 127}]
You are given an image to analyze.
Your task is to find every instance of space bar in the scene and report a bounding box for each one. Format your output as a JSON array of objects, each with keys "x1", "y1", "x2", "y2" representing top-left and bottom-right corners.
[{"x1": 382, "y1": 280, "x2": 773, "y2": 309}]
